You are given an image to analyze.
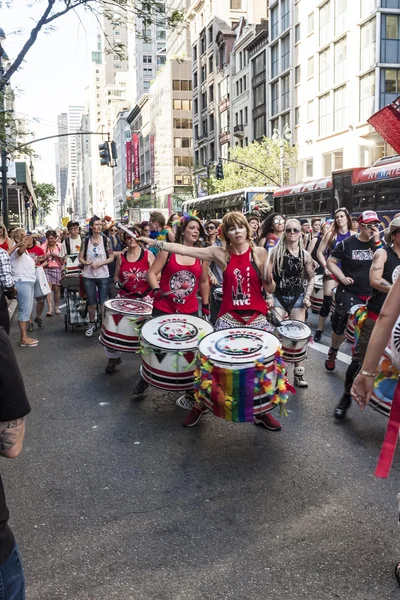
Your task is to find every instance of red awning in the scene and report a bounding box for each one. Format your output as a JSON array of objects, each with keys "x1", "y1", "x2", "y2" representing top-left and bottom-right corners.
[
  {"x1": 368, "y1": 97, "x2": 400, "y2": 154},
  {"x1": 273, "y1": 178, "x2": 332, "y2": 198}
]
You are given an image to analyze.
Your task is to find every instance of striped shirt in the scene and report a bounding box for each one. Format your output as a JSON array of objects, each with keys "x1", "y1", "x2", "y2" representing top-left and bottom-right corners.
[{"x1": 0, "y1": 249, "x2": 14, "y2": 290}]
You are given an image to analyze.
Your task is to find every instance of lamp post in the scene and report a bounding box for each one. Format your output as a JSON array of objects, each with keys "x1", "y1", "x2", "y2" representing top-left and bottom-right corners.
[
  {"x1": 0, "y1": 27, "x2": 9, "y2": 228},
  {"x1": 272, "y1": 123, "x2": 292, "y2": 187}
]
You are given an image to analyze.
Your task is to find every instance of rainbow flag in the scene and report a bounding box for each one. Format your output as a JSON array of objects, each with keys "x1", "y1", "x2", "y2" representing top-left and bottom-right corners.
[{"x1": 210, "y1": 365, "x2": 255, "y2": 422}]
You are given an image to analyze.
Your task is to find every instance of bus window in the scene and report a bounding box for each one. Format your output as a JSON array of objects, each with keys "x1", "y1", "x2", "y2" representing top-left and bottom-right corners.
[
  {"x1": 313, "y1": 190, "x2": 331, "y2": 215},
  {"x1": 353, "y1": 185, "x2": 376, "y2": 211},
  {"x1": 296, "y1": 194, "x2": 312, "y2": 214},
  {"x1": 283, "y1": 196, "x2": 296, "y2": 215},
  {"x1": 333, "y1": 171, "x2": 352, "y2": 213},
  {"x1": 378, "y1": 181, "x2": 400, "y2": 209}
]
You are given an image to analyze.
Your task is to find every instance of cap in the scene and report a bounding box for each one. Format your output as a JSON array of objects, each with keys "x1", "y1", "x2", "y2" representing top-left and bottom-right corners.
[
  {"x1": 384, "y1": 216, "x2": 400, "y2": 244},
  {"x1": 300, "y1": 219, "x2": 309, "y2": 225},
  {"x1": 359, "y1": 210, "x2": 380, "y2": 224},
  {"x1": 67, "y1": 220, "x2": 79, "y2": 229}
]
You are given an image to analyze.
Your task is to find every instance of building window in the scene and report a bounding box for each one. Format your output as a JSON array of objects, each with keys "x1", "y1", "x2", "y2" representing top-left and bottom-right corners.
[
  {"x1": 271, "y1": 82, "x2": 279, "y2": 116},
  {"x1": 281, "y1": 35, "x2": 290, "y2": 72},
  {"x1": 183, "y1": 100, "x2": 192, "y2": 110},
  {"x1": 381, "y1": 15, "x2": 400, "y2": 64},
  {"x1": 209, "y1": 113, "x2": 215, "y2": 131},
  {"x1": 157, "y1": 56, "x2": 166, "y2": 66},
  {"x1": 254, "y1": 83, "x2": 265, "y2": 108},
  {"x1": 231, "y1": 0, "x2": 241, "y2": 8},
  {"x1": 282, "y1": 75, "x2": 290, "y2": 110},
  {"x1": 306, "y1": 158, "x2": 314, "y2": 178},
  {"x1": 157, "y1": 30, "x2": 166, "y2": 40},
  {"x1": 295, "y1": 65, "x2": 301, "y2": 84},
  {"x1": 271, "y1": 118, "x2": 279, "y2": 136},
  {"x1": 193, "y1": 45, "x2": 198, "y2": 62},
  {"x1": 193, "y1": 71, "x2": 198, "y2": 89},
  {"x1": 201, "y1": 65, "x2": 206, "y2": 83},
  {"x1": 295, "y1": 106, "x2": 300, "y2": 126},
  {"x1": 173, "y1": 99, "x2": 181, "y2": 110},
  {"x1": 308, "y1": 56, "x2": 314, "y2": 78},
  {"x1": 295, "y1": 24, "x2": 300, "y2": 44},
  {"x1": 245, "y1": 106, "x2": 248, "y2": 124},
  {"x1": 359, "y1": 71, "x2": 375, "y2": 122},
  {"x1": 173, "y1": 118, "x2": 193, "y2": 129},
  {"x1": 254, "y1": 115, "x2": 266, "y2": 140},
  {"x1": 271, "y1": 5, "x2": 279, "y2": 40},
  {"x1": 253, "y1": 51, "x2": 266, "y2": 76},
  {"x1": 202, "y1": 91, "x2": 207, "y2": 110},
  {"x1": 319, "y1": 48, "x2": 330, "y2": 91},
  {"x1": 210, "y1": 142, "x2": 215, "y2": 161},
  {"x1": 319, "y1": 1, "x2": 330, "y2": 46},
  {"x1": 143, "y1": 80, "x2": 150, "y2": 89},
  {"x1": 308, "y1": 12, "x2": 314, "y2": 34},
  {"x1": 319, "y1": 93, "x2": 331, "y2": 136},
  {"x1": 202, "y1": 118, "x2": 207, "y2": 135},
  {"x1": 182, "y1": 80, "x2": 192, "y2": 91},
  {"x1": 194, "y1": 124, "x2": 199, "y2": 140},
  {"x1": 334, "y1": 37, "x2": 346, "y2": 84},
  {"x1": 360, "y1": 19, "x2": 376, "y2": 71},
  {"x1": 208, "y1": 25, "x2": 213, "y2": 45},
  {"x1": 335, "y1": 0, "x2": 346, "y2": 36},
  {"x1": 271, "y1": 44, "x2": 279, "y2": 79},
  {"x1": 194, "y1": 98, "x2": 198, "y2": 114},
  {"x1": 361, "y1": 0, "x2": 376, "y2": 18},
  {"x1": 143, "y1": 55, "x2": 152, "y2": 63},
  {"x1": 281, "y1": 0, "x2": 290, "y2": 32},
  {"x1": 380, "y1": 68, "x2": 400, "y2": 107},
  {"x1": 323, "y1": 150, "x2": 343, "y2": 176},
  {"x1": 307, "y1": 100, "x2": 314, "y2": 121},
  {"x1": 209, "y1": 55, "x2": 213, "y2": 73},
  {"x1": 200, "y1": 34, "x2": 206, "y2": 55},
  {"x1": 334, "y1": 86, "x2": 346, "y2": 131}
]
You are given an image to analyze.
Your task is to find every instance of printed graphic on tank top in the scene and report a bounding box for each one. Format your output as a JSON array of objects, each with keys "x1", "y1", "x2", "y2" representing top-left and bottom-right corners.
[
  {"x1": 273, "y1": 250, "x2": 306, "y2": 312},
  {"x1": 154, "y1": 253, "x2": 202, "y2": 314},
  {"x1": 119, "y1": 249, "x2": 151, "y2": 297}
]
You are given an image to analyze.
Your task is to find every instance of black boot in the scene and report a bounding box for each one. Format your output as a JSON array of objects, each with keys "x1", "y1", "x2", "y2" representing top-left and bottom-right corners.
[
  {"x1": 334, "y1": 394, "x2": 351, "y2": 421},
  {"x1": 314, "y1": 329, "x2": 322, "y2": 342}
]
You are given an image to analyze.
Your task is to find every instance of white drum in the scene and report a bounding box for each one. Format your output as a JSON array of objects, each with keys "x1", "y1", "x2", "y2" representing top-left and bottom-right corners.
[
  {"x1": 310, "y1": 274, "x2": 324, "y2": 314},
  {"x1": 99, "y1": 298, "x2": 152, "y2": 352},
  {"x1": 213, "y1": 286, "x2": 223, "y2": 306},
  {"x1": 275, "y1": 319, "x2": 311, "y2": 363},
  {"x1": 345, "y1": 304, "x2": 365, "y2": 344},
  {"x1": 140, "y1": 314, "x2": 213, "y2": 390},
  {"x1": 64, "y1": 254, "x2": 81, "y2": 276},
  {"x1": 196, "y1": 328, "x2": 282, "y2": 421}
]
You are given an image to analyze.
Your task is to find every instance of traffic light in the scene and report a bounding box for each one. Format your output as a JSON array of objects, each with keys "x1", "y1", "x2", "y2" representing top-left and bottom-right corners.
[
  {"x1": 216, "y1": 159, "x2": 224, "y2": 180},
  {"x1": 110, "y1": 141, "x2": 118, "y2": 162},
  {"x1": 99, "y1": 142, "x2": 111, "y2": 166}
]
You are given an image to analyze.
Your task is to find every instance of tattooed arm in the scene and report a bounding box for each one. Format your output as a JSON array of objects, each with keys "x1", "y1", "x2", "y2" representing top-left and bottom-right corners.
[
  {"x1": 369, "y1": 249, "x2": 391, "y2": 294},
  {"x1": 303, "y1": 251, "x2": 315, "y2": 308},
  {"x1": 0, "y1": 419, "x2": 26, "y2": 459}
]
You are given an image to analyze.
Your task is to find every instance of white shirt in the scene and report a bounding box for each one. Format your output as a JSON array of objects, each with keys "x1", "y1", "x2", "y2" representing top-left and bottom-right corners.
[
  {"x1": 9, "y1": 249, "x2": 36, "y2": 283},
  {"x1": 82, "y1": 237, "x2": 110, "y2": 279},
  {"x1": 60, "y1": 235, "x2": 82, "y2": 258}
]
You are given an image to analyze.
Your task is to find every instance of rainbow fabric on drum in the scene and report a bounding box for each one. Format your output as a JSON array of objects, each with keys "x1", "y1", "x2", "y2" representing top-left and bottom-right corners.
[{"x1": 351, "y1": 306, "x2": 368, "y2": 353}]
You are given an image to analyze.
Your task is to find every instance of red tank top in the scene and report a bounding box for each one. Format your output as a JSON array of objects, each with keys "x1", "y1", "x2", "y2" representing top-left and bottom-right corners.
[
  {"x1": 219, "y1": 248, "x2": 267, "y2": 317},
  {"x1": 119, "y1": 249, "x2": 151, "y2": 297},
  {"x1": 154, "y1": 253, "x2": 202, "y2": 314}
]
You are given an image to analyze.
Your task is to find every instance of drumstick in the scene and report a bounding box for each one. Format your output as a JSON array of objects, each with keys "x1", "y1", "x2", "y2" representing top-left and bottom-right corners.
[
  {"x1": 116, "y1": 222, "x2": 138, "y2": 239},
  {"x1": 162, "y1": 281, "x2": 191, "y2": 296}
]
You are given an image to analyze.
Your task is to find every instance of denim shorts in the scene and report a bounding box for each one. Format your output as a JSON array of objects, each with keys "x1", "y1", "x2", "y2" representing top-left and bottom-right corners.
[
  {"x1": 274, "y1": 293, "x2": 305, "y2": 310},
  {"x1": 0, "y1": 544, "x2": 25, "y2": 600},
  {"x1": 15, "y1": 280, "x2": 35, "y2": 322},
  {"x1": 83, "y1": 277, "x2": 108, "y2": 306}
]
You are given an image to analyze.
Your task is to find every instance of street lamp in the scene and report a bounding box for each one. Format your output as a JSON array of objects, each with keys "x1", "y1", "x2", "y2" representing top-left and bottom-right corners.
[
  {"x1": 0, "y1": 27, "x2": 9, "y2": 228},
  {"x1": 272, "y1": 123, "x2": 292, "y2": 186}
]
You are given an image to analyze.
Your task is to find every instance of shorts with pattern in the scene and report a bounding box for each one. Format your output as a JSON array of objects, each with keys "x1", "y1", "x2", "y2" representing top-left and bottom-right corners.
[
  {"x1": 45, "y1": 267, "x2": 62, "y2": 286},
  {"x1": 215, "y1": 311, "x2": 275, "y2": 333}
]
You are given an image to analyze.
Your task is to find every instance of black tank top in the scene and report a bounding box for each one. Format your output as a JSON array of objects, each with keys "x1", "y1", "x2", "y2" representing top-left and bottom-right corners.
[
  {"x1": 367, "y1": 247, "x2": 400, "y2": 314},
  {"x1": 273, "y1": 250, "x2": 305, "y2": 294}
]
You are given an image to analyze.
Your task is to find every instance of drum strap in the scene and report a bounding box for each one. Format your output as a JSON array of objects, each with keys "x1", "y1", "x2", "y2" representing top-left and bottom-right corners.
[
  {"x1": 274, "y1": 284, "x2": 304, "y2": 315},
  {"x1": 375, "y1": 379, "x2": 400, "y2": 478},
  {"x1": 229, "y1": 310, "x2": 263, "y2": 326}
]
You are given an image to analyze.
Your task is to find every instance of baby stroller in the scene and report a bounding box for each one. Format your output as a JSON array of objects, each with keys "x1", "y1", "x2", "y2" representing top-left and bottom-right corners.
[{"x1": 61, "y1": 273, "x2": 89, "y2": 332}]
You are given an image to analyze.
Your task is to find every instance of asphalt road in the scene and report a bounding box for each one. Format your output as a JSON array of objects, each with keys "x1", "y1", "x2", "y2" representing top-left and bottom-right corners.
[{"x1": 4, "y1": 307, "x2": 400, "y2": 599}]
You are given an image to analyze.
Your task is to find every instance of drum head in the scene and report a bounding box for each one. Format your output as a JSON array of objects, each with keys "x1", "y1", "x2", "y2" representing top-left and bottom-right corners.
[
  {"x1": 198, "y1": 328, "x2": 280, "y2": 365},
  {"x1": 314, "y1": 274, "x2": 323, "y2": 287},
  {"x1": 104, "y1": 298, "x2": 153, "y2": 315},
  {"x1": 141, "y1": 314, "x2": 213, "y2": 349},
  {"x1": 276, "y1": 320, "x2": 311, "y2": 341}
]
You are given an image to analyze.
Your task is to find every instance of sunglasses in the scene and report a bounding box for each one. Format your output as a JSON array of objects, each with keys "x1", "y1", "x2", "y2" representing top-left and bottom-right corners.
[
  {"x1": 273, "y1": 219, "x2": 285, "y2": 225},
  {"x1": 286, "y1": 228, "x2": 301, "y2": 234},
  {"x1": 206, "y1": 226, "x2": 216, "y2": 230},
  {"x1": 362, "y1": 223, "x2": 379, "y2": 229}
]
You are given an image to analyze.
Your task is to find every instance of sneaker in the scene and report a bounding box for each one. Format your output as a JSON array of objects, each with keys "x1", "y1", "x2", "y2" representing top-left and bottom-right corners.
[
  {"x1": 27, "y1": 322, "x2": 34, "y2": 332},
  {"x1": 313, "y1": 329, "x2": 322, "y2": 342},
  {"x1": 334, "y1": 394, "x2": 351, "y2": 421},
  {"x1": 132, "y1": 378, "x2": 149, "y2": 395},
  {"x1": 253, "y1": 412, "x2": 282, "y2": 431},
  {"x1": 325, "y1": 348, "x2": 338, "y2": 371},
  {"x1": 85, "y1": 323, "x2": 96, "y2": 338},
  {"x1": 294, "y1": 366, "x2": 308, "y2": 388},
  {"x1": 105, "y1": 357, "x2": 122, "y2": 373},
  {"x1": 176, "y1": 393, "x2": 195, "y2": 410},
  {"x1": 183, "y1": 405, "x2": 208, "y2": 427},
  {"x1": 34, "y1": 317, "x2": 44, "y2": 329}
]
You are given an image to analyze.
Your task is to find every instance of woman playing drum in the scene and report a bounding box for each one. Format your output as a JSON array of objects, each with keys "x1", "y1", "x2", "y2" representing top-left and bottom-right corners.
[
  {"x1": 265, "y1": 218, "x2": 315, "y2": 388},
  {"x1": 139, "y1": 212, "x2": 281, "y2": 431},
  {"x1": 132, "y1": 214, "x2": 210, "y2": 409},
  {"x1": 314, "y1": 208, "x2": 354, "y2": 342}
]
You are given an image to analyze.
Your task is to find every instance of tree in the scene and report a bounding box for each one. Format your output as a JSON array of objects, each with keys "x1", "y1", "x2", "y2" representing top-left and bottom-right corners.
[
  {"x1": 0, "y1": 1, "x2": 184, "y2": 93},
  {"x1": 208, "y1": 138, "x2": 298, "y2": 193},
  {"x1": 34, "y1": 182, "x2": 57, "y2": 217}
]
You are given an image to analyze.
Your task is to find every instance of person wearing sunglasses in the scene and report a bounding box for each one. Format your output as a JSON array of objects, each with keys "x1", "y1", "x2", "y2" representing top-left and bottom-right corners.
[
  {"x1": 265, "y1": 219, "x2": 315, "y2": 388},
  {"x1": 258, "y1": 213, "x2": 285, "y2": 251},
  {"x1": 314, "y1": 208, "x2": 355, "y2": 342},
  {"x1": 325, "y1": 210, "x2": 382, "y2": 374}
]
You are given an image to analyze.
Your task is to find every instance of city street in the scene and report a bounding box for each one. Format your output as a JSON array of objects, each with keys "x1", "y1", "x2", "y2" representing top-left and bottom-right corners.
[{"x1": 2, "y1": 309, "x2": 400, "y2": 599}]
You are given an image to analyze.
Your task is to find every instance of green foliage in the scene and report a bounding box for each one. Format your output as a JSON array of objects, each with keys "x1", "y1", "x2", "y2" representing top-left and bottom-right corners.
[
  {"x1": 123, "y1": 194, "x2": 154, "y2": 212},
  {"x1": 208, "y1": 138, "x2": 298, "y2": 192},
  {"x1": 34, "y1": 182, "x2": 57, "y2": 217}
]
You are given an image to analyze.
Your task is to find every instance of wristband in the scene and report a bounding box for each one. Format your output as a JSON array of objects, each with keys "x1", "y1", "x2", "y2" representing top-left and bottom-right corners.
[
  {"x1": 153, "y1": 240, "x2": 165, "y2": 252},
  {"x1": 374, "y1": 240, "x2": 383, "y2": 248},
  {"x1": 360, "y1": 369, "x2": 376, "y2": 378}
]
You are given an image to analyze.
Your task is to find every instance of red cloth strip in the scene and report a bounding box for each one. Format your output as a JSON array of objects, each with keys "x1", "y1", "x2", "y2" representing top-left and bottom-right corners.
[
  {"x1": 375, "y1": 380, "x2": 400, "y2": 478},
  {"x1": 367, "y1": 310, "x2": 379, "y2": 322}
]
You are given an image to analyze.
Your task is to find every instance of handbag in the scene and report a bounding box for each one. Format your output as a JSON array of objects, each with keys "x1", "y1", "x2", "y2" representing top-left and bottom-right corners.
[{"x1": 34, "y1": 266, "x2": 51, "y2": 298}]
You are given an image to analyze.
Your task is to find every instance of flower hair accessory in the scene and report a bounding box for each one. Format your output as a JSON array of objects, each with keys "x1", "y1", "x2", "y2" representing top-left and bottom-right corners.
[{"x1": 180, "y1": 210, "x2": 201, "y2": 225}]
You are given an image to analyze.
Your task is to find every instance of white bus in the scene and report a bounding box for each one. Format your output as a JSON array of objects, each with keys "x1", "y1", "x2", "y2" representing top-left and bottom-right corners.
[{"x1": 181, "y1": 187, "x2": 277, "y2": 220}]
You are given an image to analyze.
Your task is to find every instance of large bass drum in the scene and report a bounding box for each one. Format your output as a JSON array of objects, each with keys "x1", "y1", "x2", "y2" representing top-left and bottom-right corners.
[{"x1": 99, "y1": 298, "x2": 152, "y2": 352}]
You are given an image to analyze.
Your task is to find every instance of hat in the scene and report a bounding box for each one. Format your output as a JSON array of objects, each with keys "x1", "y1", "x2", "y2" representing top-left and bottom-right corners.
[
  {"x1": 358, "y1": 210, "x2": 380, "y2": 224},
  {"x1": 103, "y1": 215, "x2": 112, "y2": 223},
  {"x1": 246, "y1": 212, "x2": 261, "y2": 222},
  {"x1": 67, "y1": 220, "x2": 79, "y2": 229},
  {"x1": 300, "y1": 219, "x2": 309, "y2": 225},
  {"x1": 384, "y1": 217, "x2": 400, "y2": 244}
]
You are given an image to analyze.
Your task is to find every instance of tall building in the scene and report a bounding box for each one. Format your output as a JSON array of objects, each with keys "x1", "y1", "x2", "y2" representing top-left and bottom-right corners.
[
  {"x1": 55, "y1": 113, "x2": 68, "y2": 215},
  {"x1": 113, "y1": 109, "x2": 131, "y2": 218},
  {"x1": 67, "y1": 105, "x2": 85, "y2": 185},
  {"x1": 268, "y1": 0, "x2": 394, "y2": 182},
  {"x1": 75, "y1": 113, "x2": 92, "y2": 220}
]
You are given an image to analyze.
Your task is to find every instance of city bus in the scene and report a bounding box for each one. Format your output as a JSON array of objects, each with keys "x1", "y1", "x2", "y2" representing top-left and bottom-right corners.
[
  {"x1": 181, "y1": 187, "x2": 277, "y2": 220},
  {"x1": 273, "y1": 155, "x2": 400, "y2": 227}
]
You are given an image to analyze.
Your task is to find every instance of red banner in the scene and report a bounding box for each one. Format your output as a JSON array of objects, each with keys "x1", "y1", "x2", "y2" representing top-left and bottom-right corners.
[
  {"x1": 368, "y1": 96, "x2": 400, "y2": 154},
  {"x1": 126, "y1": 140, "x2": 132, "y2": 190},
  {"x1": 133, "y1": 134, "x2": 140, "y2": 185}
]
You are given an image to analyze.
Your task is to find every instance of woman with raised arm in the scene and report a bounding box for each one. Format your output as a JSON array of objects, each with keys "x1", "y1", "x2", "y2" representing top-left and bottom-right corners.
[
  {"x1": 139, "y1": 212, "x2": 281, "y2": 431},
  {"x1": 314, "y1": 208, "x2": 354, "y2": 342}
]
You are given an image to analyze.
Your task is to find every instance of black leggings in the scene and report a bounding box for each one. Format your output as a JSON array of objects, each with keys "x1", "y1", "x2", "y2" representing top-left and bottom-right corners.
[{"x1": 319, "y1": 295, "x2": 332, "y2": 318}]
